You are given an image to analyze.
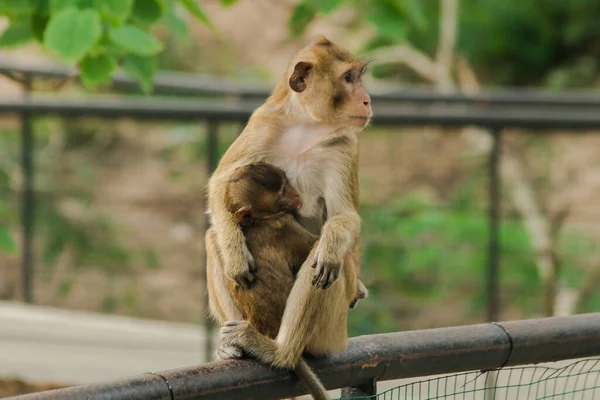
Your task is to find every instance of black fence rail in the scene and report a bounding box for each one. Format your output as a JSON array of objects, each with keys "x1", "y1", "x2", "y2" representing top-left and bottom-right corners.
[
  {"x1": 7, "y1": 313, "x2": 600, "y2": 400},
  {"x1": 4, "y1": 60, "x2": 600, "y2": 108},
  {"x1": 2, "y1": 64, "x2": 600, "y2": 324}
]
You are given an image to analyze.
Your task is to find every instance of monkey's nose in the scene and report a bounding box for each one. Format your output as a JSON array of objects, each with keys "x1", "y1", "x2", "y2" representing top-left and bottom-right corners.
[
  {"x1": 363, "y1": 100, "x2": 370, "y2": 106},
  {"x1": 296, "y1": 198, "x2": 303, "y2": 210}
]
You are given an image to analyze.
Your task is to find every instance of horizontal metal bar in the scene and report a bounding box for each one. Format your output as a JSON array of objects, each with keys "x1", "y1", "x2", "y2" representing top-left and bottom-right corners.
[
  {"x1": 3, "y1": 61, "x2": 600, "y2": 107},
  {"x1": 0, "y1": 61, "x2": 267, "y2": 99},
  {"x1": 9, "y1": 313, "x2": 600, "y2": 400},
  {"x1": 3, "y1": 96, "x2": 600, "y2": 130},
  {"x1": 0, "y1": 96, "x2": 255, "y2": 122}
]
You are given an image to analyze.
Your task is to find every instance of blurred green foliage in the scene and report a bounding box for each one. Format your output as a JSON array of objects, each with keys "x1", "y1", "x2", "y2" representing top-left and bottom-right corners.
[
  {"x1": 350, "y1": 186, "x2": 599, "y2": 336},
  {"x1": 0, "y1": 0, "x2": 237, "y2": 91},
  {"x1": 0, "y1": 121, "x2": 162, "y2": 285},
  {"x1": 291, "y1": 0, "x2": 600, "y2": 88},
  {"x1": 1, "y1": 0, "x2": 599, "y2": 324}
]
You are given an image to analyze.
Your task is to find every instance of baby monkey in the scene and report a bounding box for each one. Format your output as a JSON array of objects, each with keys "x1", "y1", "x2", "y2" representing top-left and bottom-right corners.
[{"x1": 223, "y1": 162, "x2": 365, "y2": 399}]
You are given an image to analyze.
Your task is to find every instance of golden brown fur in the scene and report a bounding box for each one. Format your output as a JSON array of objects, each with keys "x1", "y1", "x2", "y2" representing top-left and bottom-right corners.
[
  {"x1": 218, "y1": 162, "x2": 330, "y2": 399},
  {"x1": 223, "y1": 163, "x2": 317, "y2": 338},
  {"x1": 205, "y1": 35, "x2": 371, "y2": 399}
]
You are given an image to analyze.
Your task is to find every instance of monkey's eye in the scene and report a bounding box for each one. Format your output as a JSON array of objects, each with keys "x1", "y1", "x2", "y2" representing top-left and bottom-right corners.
[{"x1": 344, "y1": 71, "x2": 352, "y2": 83}]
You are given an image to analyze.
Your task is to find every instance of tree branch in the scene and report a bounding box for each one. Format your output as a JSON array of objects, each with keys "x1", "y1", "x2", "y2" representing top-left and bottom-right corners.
[
  {"x1": 367, "y1": 44, "x2": 439, "y2": 84},
  {"x1": 435, "y1": 0, "x2": 459, "y2": 91}
]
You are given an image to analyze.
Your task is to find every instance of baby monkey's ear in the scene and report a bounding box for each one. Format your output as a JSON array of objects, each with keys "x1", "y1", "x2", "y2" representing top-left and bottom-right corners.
[{"x1": 234, "y1": 205, "x2": 254, "y2": 227}]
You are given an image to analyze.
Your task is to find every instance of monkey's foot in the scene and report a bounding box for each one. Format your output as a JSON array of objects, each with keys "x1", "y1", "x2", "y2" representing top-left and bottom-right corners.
[
  {"x1": 220, "y1": 321, "x2": 278, "y2": 366},
  {"x1": 350, "y1": 280, "x2": 369, "y2": 309},
  {"x1": 216, "y1": 345, "x2": 243, "y2": 360},
  {"x1": 220, "y1": 320, "x2": 253, "y2": 348}
]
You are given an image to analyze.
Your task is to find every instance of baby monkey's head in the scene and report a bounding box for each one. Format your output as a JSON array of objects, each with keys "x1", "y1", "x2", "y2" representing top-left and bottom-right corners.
[{"x1": 225, "y1": 162, "x2": 302, "y2": 227}]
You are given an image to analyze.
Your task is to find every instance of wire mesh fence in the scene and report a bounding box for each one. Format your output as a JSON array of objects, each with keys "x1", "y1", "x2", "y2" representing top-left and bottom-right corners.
[{"x1": 338, "y1": 358, "x2": 600, "y2": 400}]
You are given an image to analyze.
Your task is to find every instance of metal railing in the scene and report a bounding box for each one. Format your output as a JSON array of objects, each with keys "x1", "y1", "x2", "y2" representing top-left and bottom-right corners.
[
  {"x1": 7, "y1": 313, "x2": 600, "y2": 399},
  {"x1": 2, "y1": 64, "x2": 600, "y2": 324},
  {"x1": 4, "y1": 60, "x2": 600, "y2": 107}
]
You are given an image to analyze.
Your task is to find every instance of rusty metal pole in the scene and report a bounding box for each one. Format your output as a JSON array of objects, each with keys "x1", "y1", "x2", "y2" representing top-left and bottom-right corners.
[
  {"x1": 20, "y1": 73, "x2": 34, "y2": 303},
  {"x1": 340, "y1": 378, "x2": 377, "y2": 398},
  {"x1": 8, "y1": 314, "x2": 600, "y2": 400},
  {"x1": 487, "y1": 128, "x2": 502, "y2": 322}
]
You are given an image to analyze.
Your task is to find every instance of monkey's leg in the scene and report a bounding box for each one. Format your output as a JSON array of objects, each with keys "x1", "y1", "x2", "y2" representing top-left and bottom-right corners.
[
  {"x1": 206, "y1": 228, "x2": 245, "y2": 360},
  {"x1": 206, "y1": 228, "x2": 243, "y2": 323},
  {"x1": 220, "y1": 248, "x2": 352, "y2": 369}
]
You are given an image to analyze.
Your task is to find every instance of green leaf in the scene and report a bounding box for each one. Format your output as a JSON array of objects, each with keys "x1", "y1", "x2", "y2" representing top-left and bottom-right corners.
[
  {"x1": 0, "y1": 0, "x2": 35, "y2": 16},
  {"x1": 0, "y1": 19, "x2": 34, "y2": 47},
  {"x1": 32, "y1": 0, "x2": 50, "y2": 16},
  {"x1": 43, "y1": 7, "x2": 102, "y2": 62},
  {"x1": 402, "y1": 0, "x2": 427, "y2": 30},
  {"x1": 220, "y1": 0, "x2": 237, "y2": 6},
  {"x1": 165, "y1": 11, "x2": 188, "y2": 39},
  {"x1": 100, "y1": 0, "x2": 133, "y2": 23},
  {"x1": 49, "y1": 0, "x2": 77, "y2": 14},
  {"x1": 77, "y1": 0, "x2": 94, "y2": 8},
  {"x1": 289, "y1": 2, "x2": 316, "y2": 37},
  {"x1": 123, "y1": 54, "x2": 155, "y2": 92},
  {"x1": 367, "y1": 2, "x2": 406, "y2": 41},
  {"x1": 180, "y1": 0, "x2": 213, "y2": 29},
  {"x1": 314, "y1": 0, "x2": 342, "y2": 14},
  {"x1": 0, "y1": 225, "x2": 17, "y2": 254},
  {"x1": 132, "y1": 0, "x2": 164, "y2": 26},
  {"x1": 31, "y1": 12, "x2": 49, "y2": 41},
  {"x1": 80, "y1": 53, "x2": 116, "y2": 88},
  {"x1": 109, "y1": 25, "x2": 163, "y2": 55}
]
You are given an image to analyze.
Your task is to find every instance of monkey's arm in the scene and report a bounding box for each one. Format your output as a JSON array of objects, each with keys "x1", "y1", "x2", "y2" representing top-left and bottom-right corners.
[
  {"x1": 311, "y1": 154, "x2": 361, "y2": 290},
  {"x1": 208, "y1": 175, "x2": 256, "y2": 289},
  {"x1": 284, "y1": 218, "x2": 319, "y2": 275}
]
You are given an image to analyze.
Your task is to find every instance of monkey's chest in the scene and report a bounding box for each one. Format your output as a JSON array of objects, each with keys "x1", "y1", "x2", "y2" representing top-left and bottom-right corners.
[{"x1": 275, "y1": 157, "x2": 325, "y2": 214}]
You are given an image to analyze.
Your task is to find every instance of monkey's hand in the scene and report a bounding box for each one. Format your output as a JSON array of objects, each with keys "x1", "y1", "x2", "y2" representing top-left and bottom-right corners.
[
  {"x1": 310, "y1": 211, "x2": 360, "y2": 290},
  {"x1": 224, "y1": 244, "x2": 257, "y2": 289},
  {"x1": 350, "y1": 279, "x2": 368, "y2": 308},
  {"x1": 311, "y1": 242, "x2": 342, "y2": 290}
]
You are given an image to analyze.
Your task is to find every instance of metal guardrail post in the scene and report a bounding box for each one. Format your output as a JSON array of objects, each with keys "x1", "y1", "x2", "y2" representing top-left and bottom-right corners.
[
  {"x1": 341, "y1": 378, "x2": 377, "y2": 398},
  {"x1": 487, "y1": 128, "x2": 502, "y2": 322},
  {"x1": 20, "y1": 73, "x2": 34, "y2": 303},
  {"x1": 202, "y1": 119, "x2": 219, "y2": 363}
]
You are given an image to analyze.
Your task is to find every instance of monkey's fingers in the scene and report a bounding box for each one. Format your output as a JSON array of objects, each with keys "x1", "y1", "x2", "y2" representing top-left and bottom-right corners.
[
  {"x1": 234, "y1": 270, "x2": 257, "y2": 289},
  {"x1": 312, "y1": 266, "x2": 325, "y2": 287},
  {"x1": 216, "y1": 346, "x2": 243, "y2": 360},
  {"x1": 220, "y1": 322, "x2": 241, "y2": 337},
  {"x1": 244, "y1": 246, "x2": 257, "y2": 272},
  {"x1": 349, "y1": 297, "x2": 358, "y2": 309},
  {"x1": 322, "y1": 268, "x2": 339, "y2": 290}
]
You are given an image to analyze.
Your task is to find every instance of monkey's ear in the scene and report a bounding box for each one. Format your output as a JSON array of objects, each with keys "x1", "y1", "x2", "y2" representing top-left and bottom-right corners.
[
  {"x1": 234, "y1": 205, "x2": 254, "y2": 227},
  {"x1": 313, "y1": 35, "x2": 332, "y2": 46},
  {"x1": 289, "y1": 61, "x2": 313, "y2": 93}
]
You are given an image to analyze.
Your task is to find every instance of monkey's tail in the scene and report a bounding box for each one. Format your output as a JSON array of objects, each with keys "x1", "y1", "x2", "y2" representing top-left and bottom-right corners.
[{"x1": 294, "y1": 358, "x2": 331, "y2": 400}]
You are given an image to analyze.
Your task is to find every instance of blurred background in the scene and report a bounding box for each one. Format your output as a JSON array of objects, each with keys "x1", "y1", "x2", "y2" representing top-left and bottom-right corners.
[{"x1": 1, "y1": 0, "x2": 600, "y2": 397}]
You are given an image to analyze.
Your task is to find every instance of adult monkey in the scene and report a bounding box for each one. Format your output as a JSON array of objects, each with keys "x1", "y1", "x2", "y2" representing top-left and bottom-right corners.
[{"x1": 206, "y1": 35, "x2": 371, "y2": 391}]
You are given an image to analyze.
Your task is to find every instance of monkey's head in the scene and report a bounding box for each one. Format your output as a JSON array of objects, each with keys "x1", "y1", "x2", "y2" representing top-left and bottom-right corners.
[
  {"x1": 225, "y1": 162, "x2": 302, "y2": 227},
  {"x1": 285, "y1": 35, "x2": 372, "y2": 131}
]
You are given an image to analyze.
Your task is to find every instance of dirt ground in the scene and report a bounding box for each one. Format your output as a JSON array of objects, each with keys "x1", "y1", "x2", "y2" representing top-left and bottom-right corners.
[{"x1": 0, "y1": 378, "x2": 67, "y2": 398}]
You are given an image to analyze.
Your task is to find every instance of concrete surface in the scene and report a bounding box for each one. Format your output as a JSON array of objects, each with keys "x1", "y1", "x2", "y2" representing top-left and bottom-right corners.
[{"x1": 0, "y1": 301, "x2": 212, "y2": 385}]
